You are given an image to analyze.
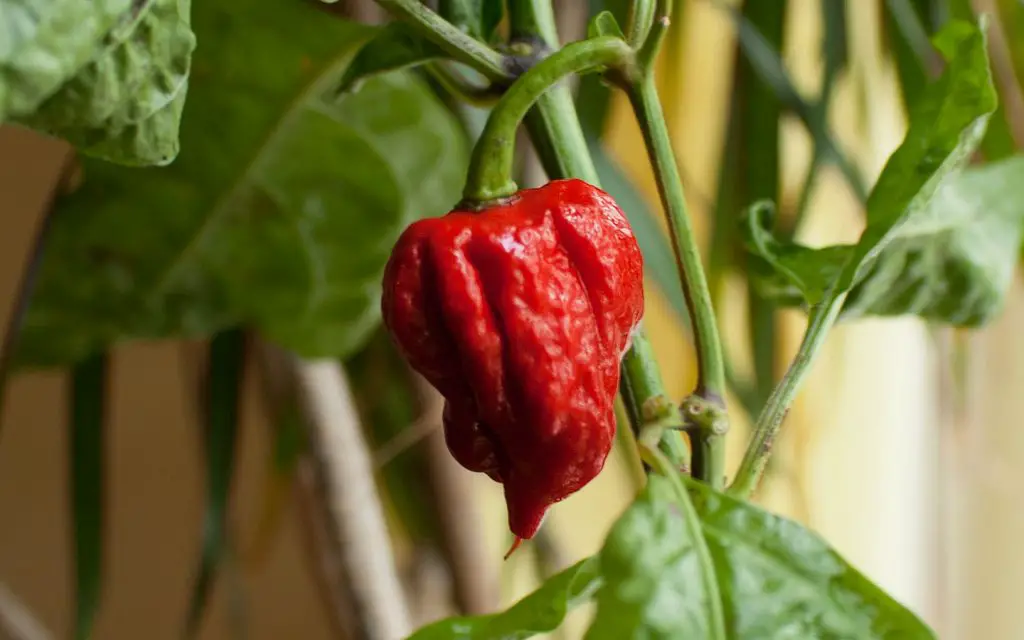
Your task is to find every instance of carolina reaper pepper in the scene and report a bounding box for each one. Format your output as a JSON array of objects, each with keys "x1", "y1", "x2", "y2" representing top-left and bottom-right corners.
[{"x1": 381, "y1": 178, "x2": 644, "y2": 551}]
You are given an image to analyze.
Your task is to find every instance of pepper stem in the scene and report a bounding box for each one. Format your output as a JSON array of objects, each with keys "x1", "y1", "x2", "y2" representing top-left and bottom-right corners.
[
  {"x1": 461, "y1": 36, "x2": 637, "y2": 205},
  {"x1": 625, "y1": 0, "x2": 729, "y2": 489}
]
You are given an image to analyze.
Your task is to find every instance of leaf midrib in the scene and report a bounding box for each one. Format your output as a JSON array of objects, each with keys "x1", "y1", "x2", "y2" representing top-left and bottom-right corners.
[{"x1": 148, "y1": 36, "x2": 373, "y2": 302}]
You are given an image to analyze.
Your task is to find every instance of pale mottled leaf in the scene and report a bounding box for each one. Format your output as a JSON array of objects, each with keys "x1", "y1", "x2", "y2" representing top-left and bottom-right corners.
[
  {"x1": 841, "y1": 19, "x2": 996, "y2": 290},
  {"x1": 743, "y1": 19, "x2": 1006, "y2": 327},
  {"x1": 0, "y1": 0, "x2": 130, "y2": 117},
  {"x1": 19, "y1": 0, "x2": 196, "y2": 166},
  {"x1": 745, "y1": 158, "x2": 1024, "y2": 325}
]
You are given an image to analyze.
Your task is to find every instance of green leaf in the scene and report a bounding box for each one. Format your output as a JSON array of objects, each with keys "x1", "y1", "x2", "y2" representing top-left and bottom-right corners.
[
  {"x1": 845, "y1": 156, "x2": 1024, "y2": 322},
  {"x1": 587, "y1": 11, "x2": 625, "y2": 39},
  {"x1": 686, "y1": 479, "x2": 936, "y2": 639},
  {"x1": 589, "y1": 470, "x2": 933, "y2": 639},
  {"x1": 883, "y1": 0, "x2": 1013, "y2": 164},
  {"x1": 743, "y1": 19, "x2": 1004, "y2": 326},
  {"x1": 336, "y1": 22, "x2": 446, "y2": 95},
  {"x1": 885, "y1": 0, "x2": 936, "y2": 112},
  {"x1": 18, "y1": 0, "x2": 196, "y2": 166},
  {"x1": 439, "y1": 0, "x2": 504, "y2": 42},
  {"x1": 844, "y1": 19, "x2": 995, "y2": 288},
  {"x1": 185, "y1": 328, "x2": 245, "y2": 637},
  {"x1": 742, "y1": 202, "x2": 850, "y2": 306},
  {"x1": 407, "y1": 558, "x2": 602, "y2": 640},
  {"x1": 587, "y1": 475, "x2": 726, "y2": 640},
  {"x1": 69, "y1": 350, "x2": 108, "y2": 640},
  {"x1": 747, "y1": 157, "x2": 1024, "y2": 325},
  {"x1": 14, "y1": 2, "x2": 468, "y2": 368},
  {"x1": 0, "y1": 0, "x2": 130, "y2": 118}
]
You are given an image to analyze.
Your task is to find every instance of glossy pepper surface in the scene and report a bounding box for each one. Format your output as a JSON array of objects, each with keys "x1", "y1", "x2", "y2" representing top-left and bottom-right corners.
[{"x1": 381, "y1": 178, "x2": 644, "y2": 546}]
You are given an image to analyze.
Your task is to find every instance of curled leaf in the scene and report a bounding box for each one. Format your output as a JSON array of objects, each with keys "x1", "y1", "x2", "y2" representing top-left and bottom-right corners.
[{"x1": 743, "y1": 19, "x2": 1007, "y2": 327}]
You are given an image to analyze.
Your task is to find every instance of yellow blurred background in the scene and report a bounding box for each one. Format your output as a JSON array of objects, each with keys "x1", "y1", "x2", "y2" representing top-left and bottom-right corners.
[{"x1": 3, "y1": 1, "x2": 1024, "y2": 639}]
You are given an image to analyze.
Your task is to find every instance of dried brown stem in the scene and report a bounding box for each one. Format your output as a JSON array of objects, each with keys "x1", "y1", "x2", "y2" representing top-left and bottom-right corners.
[
  {"x1": 260, "y1": 343, "x2": 411, "y2": 640},
  {"x1": 411, "y1": 375, "x2": 498, "y2": 615},
  {"x1": 0, "y1": 582, "x2": 52, "y2": 640}
]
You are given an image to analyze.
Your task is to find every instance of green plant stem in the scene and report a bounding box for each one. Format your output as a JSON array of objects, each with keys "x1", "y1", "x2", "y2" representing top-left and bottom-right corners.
[
  {"x1": 627, "y1": 0, "x2": 657, "y2": 48},
  {"x1": 426, "y1": 62, "x2": 503, "y2": 106},
  {"x1": 461, "y1": 36, "x2": 635, "y2": 203},
  {"x1": 507, "y1": 0, "x2": 560, "y2": 49},
  {"x1": 628, "y1": 76, "x2": 727, "y2": 488},
  {"x1": 614, "y1": 398, "x2": 649, "y2": 490},
  {"x1": 636, "y1": 0, "x2": 673, "y2": 71},
  {"x1": 728, "y1": 293, "x2": 845, "y2": 499},
  {"x1": 506, "y1": 0, "x2": 601, "y2": 185},
  {"x1": 375, "y1": 0, "x2": 512, "y2": 82},
  {"x1": 621, "y1": 332, "x2": 691, "y2": 470}
]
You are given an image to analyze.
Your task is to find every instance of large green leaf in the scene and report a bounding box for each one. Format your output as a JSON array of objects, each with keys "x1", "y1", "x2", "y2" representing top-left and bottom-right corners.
[
  {"x1": 588, "y1": 473, "x2": 933, "y2": 639},
  {"x1": 743, "y1": 19, "x2": 1004, "y2": 326},
  {"x1": 14, "y1": 0, "x2": 468, "y2": 368},
  {"x1": 587, "y1": 475, "x2": 726, "y2": 639},
  {"x1": 407, "y1": 558, "x2": 601, "y2": 640},
  {"x1": 335, "y1": 22, "x2": 446, "y2": 95},
  {"x1": 687, "y1": 480, "x2": 935, "y2": 639},
  {"x1": 845, "y1": 20, "x2": 995, "y2": 288},
  {"x1": 18, "y1": 0, "x2": 196, "y2": 166}
]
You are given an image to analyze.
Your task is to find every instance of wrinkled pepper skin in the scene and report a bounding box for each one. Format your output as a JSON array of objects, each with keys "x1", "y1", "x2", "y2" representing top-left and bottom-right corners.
[{"x1": 381, "y1": 179, "x2": 644, "y2": 544}]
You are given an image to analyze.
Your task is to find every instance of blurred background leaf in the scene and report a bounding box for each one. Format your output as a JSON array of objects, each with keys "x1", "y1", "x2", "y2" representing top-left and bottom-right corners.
[
  {"x1": 185, "y1": 329, "x2": 246, "y2": 637},
  {"x1": 69, "y1": 350, "x2": 108, "y2": 640}
]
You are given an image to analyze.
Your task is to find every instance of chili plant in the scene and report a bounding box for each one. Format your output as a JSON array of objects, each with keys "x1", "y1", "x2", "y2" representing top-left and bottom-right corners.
[{"x1": 2, "y1": 0, "x2": 1024, "y2": 638}]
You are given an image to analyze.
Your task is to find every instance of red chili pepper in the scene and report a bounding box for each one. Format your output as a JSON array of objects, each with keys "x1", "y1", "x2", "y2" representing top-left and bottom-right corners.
[{"x1": 381, "y1": 178, "x2": 644, "y2": 552}]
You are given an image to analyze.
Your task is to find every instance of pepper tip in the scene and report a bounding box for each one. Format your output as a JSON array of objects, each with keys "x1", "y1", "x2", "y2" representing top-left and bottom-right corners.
[{"x1": 503, "y1": 536, "x2": 524, "y2": 561}]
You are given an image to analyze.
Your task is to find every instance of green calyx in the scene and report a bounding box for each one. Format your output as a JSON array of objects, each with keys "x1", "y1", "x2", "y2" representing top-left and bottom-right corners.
[{"x1": 461, "y1": 36, "x2": 636, "y2": 205}]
